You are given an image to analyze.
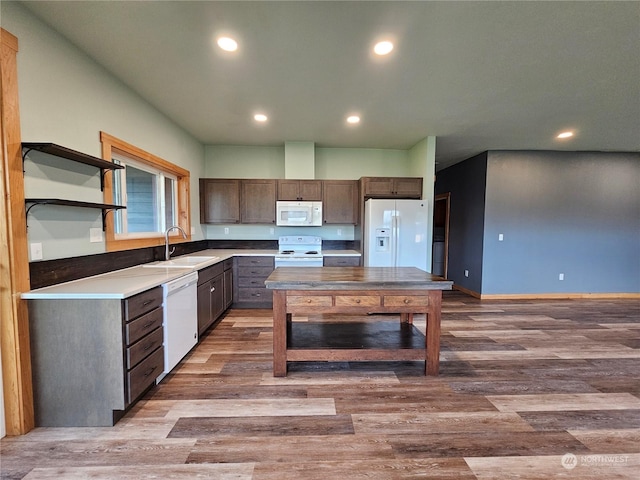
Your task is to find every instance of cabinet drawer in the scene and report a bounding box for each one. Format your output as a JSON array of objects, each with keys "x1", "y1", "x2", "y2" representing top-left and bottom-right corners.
[
  {"x1": 238, "y1": 266, "x2": 273, "y2": 278},
  {"x1": 236, "y1": 287, "x2": 273, "y2": 302},
  {"x1": 323, "y1": 256, "x2": 361, "y2": 267},
  {"x1": 198, "y1": 262, "x2": 224, "y2": 284},
  {"x1": 236, "y1": 256, "x2": 273, "y2": 268},
  {"x1": 127, "y1": 346, "x2": 164, "y2": 404},
  {"x1": 335, "y1": 295, "x2": 380, "y2": 307},
  {"x1": 126, "y1": 327, "x2": 164, "y2": 370},
  {"x1": 287, "y1": 295, "x2": 333, "y2": 307},
  {"x1": 383, "y1": 295, "x2": 430, "y2": 307},
  {"x1": 238, "y1": 276, "x2": 269, "y2": 288},
  {"x1": 125, "y1": 307, "x2": 163, "y2": 345},
  {"x1": 123, "y1": 287, "x2": 163, "y2": 321}
]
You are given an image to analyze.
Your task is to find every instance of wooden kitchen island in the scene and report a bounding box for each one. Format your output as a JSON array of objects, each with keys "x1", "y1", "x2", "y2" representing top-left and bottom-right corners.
[{"x1": 264, "y1": 267, "x2": 453, "y2": 376}]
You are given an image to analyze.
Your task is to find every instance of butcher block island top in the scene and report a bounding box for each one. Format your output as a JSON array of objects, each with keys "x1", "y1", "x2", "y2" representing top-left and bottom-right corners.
[
  {"x1": 265, "y1": 267, "x2": 453, "y2": 377},
  {"x1": 264, "y1": 266, "x2": 452, "y2": 291}
]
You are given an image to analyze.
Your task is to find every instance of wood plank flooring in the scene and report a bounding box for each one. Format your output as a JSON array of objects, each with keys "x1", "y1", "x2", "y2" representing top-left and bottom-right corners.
[{"x1": 1, "y1": 291, "x2": 639, "y2": 479}]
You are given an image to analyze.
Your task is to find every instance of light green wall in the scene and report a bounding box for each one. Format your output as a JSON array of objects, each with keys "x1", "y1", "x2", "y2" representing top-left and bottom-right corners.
[
  {"x1": 408, "y1": 136, "x2": 437, "y2": 270},
  {"x1": 4, "y1": 2, "x2": 205, "y2": 261},
  {"x1": 285, "y1": 141, "x2": 315, "y2": 179},
  {"x1": 204, "y1": 145, "x2": 285, "y2": 178},
  {"x1": 315, "y1": 148, "x2": 410, "y2": 179},
  {"x1": 204, "y1": 145, "x2": 412, "y2": 181}
]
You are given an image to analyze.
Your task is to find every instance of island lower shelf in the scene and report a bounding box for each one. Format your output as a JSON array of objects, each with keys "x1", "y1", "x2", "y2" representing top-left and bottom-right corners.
[{"x1": 287, "y1": 318, "x2": 427, "y2": 362}]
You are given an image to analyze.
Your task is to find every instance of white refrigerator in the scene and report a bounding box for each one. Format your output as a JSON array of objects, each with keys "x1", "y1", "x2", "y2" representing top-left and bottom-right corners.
[{"x1": 364, "y1": 199, "x2": 429, "y2": 271}]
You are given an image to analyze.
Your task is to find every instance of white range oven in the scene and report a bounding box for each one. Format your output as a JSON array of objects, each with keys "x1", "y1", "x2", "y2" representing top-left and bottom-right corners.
[{"x1": 274, "y1": 235, "x2": 323, "y2": 268}]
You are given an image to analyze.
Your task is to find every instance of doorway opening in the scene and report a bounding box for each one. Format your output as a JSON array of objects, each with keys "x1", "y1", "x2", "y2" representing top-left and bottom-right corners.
[{"x1": 432, "y1": 193, "x2": 450, "y2": 278}]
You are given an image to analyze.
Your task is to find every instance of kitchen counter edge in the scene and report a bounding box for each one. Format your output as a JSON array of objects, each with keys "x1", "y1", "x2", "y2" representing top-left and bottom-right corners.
[{"x1": 22, "y1": 249, "x2": 361, "y2": 300}]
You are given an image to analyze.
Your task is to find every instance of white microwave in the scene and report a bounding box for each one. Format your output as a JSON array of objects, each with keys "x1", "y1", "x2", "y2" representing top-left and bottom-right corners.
[{"x1": 276, "y1": 201, "x2": 322, "y2": 226}]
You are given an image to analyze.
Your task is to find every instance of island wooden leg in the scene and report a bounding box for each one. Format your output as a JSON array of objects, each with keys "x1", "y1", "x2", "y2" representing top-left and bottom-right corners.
[
  {"x1": 425, "y1": 290, "x2": 442, "y2": 376},
  {"x1": 272, "y1": 290, "x2": 287, "y2": 376}
]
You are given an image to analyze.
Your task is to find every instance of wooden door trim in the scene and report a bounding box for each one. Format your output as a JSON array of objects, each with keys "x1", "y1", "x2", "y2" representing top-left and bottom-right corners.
[{"x1": 1, "y1": 28, "x2": 35, "y2": 435}]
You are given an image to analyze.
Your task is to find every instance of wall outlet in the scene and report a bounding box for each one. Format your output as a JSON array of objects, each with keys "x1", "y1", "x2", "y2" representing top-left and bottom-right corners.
[
  {"x1": 191, "y1": 227, "x2": 196, "y2": 235},
  {"x1": 89, "y1": 228, "x2": 103, "y2": 243},
  {"x1": 498, "y1": 233, "x2": 504, "y2": 241},
  {"x1": 224, "y1": 227, "x2": 229, "y2": 235},
  {"x1": 559, "y1": 273, "x2": 564, "y2": 281},
  {"x1": 270, "y1": 228, "x2": 274, "y2": 235},
  {"x1": 464, "y1": 269, "x2": 469, "y2": 277},
  {"x1": 30, "y1": 242, "x2": 43, "y2": 261},
  {"x1": 337, "y1": 228, "x2": 342, "y2": 236}
]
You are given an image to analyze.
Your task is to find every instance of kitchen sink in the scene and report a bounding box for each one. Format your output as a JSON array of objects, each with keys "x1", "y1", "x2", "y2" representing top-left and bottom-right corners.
[{"x1": 143, "y1": 255, "x2": 220, "y2": 269}]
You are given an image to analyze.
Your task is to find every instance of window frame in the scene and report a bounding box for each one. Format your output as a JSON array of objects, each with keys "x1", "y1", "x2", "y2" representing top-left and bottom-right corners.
[{"x1": 101, "y1": 132, "x2": 191, "y2": 252}]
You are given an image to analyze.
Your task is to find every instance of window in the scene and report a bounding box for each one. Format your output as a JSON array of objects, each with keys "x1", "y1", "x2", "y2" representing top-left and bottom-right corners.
[
  {"x1": 101, "y1": 132, "x2": 190, "y2": 251},
  {"x1": 112, "y1": 154, "x2": 178, "y2": 237}
]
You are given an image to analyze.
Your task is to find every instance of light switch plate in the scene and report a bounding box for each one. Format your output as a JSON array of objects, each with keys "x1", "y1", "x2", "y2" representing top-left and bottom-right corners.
[
  {"x1": 30, "y1": 242, "x2": 43, "y2": 260},
  {"x1": 89, "y1": 228, "x2": 103, "y2": 243}
]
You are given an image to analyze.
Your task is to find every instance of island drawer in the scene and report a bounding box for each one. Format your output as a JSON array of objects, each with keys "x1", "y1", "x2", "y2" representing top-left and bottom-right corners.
[
  {"x1": 123, "y1": 286, "x2": 163, "y2": 321},
  {"x1": 335, "y1": 295, "x2": 380, "y2": 307},
  {"x1": 383, "y1": 295, "x2": 430, "y2": 307},
  {"x1": 125, "y1": 307, "x2": 163, "y2": 345},
  {"x1": 126, "y1": 327, "x2": 164, "y2": 369},
  {"x1": 287, "y1": 295, "x2": 333, "y2": 307},
  {"x1": 127, "y1": 346, "x2": 164, "y2": 404}
]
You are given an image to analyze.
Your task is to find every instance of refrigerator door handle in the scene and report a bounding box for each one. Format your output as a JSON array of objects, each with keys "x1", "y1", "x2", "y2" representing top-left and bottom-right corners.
[{"x1": 393, "y1": 213, "x2": 398, "y2": 266}]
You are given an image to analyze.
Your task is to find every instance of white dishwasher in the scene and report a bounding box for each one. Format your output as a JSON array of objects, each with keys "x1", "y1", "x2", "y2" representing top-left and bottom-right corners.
[{"x1": 157, "y1": 271, "x2": 198, "y2": 383}]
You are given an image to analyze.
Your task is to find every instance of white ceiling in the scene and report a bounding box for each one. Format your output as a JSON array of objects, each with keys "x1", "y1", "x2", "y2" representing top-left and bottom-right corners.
[{"x1": 18, "y1": 1, "x2": 640, "y2": 170}]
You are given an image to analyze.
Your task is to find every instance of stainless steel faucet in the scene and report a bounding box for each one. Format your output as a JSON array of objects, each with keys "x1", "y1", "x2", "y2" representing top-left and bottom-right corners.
[{"x1": 165, "y1": 225, "x2": 187, "y2": 260}]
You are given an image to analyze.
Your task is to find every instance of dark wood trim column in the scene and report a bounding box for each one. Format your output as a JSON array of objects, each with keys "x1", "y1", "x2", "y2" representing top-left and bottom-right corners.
[{"x1": 1, "y1": 27, "x2": 35, "y2": 435}]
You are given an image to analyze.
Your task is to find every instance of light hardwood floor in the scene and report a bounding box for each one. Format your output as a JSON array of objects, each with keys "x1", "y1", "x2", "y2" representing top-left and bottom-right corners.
[{"x1": 1, "y1": 291, "x2": 639, "y2": 479}]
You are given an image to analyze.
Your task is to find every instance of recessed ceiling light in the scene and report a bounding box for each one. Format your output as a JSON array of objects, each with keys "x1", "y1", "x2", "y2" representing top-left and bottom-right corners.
[
  {"x1": 373, "y1": 41, "x2": 394, "y2": 56},
  {"x1": 557, "y1": 131, "x2": 574, "y2": 139},
  {"x1": 217, "y1": 37, "x2": 238, "y2": 52},
  {"x1": 254, "y1": 113, "x2": 268, "y2": 122},
  {"x1": 346, "y1": 115, "x2": 360, "y2": 124}
]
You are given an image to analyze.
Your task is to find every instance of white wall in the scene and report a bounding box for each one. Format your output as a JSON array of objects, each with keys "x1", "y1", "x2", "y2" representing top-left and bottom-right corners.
[{"x1": 3, "y1": 2, "x2": 205, "y2": 261}]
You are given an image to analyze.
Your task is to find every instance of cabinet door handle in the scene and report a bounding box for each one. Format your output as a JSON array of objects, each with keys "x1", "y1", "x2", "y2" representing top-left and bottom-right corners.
[
  {"x1": 143, "y1": 341, "x2": 156, "y2": 352},
  {"x1": 210, "y1": 286, "x2": 216, "y2": 292},
  {"x1": 142, "y1": 300, "x2": 152, "y2": 307},
  {"x1": 143, "y1": 366, "x2": 158, "y2": 378}
]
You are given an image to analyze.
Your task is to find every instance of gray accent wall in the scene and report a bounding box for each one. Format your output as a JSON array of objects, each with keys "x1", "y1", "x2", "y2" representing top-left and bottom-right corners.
[
  {"x1": 435, "y1": 152, "x2": 487, "y2": 293},
  {"x1": 483, "y1": 151, "x2": 640, "y2": 295},
  {"x1": 436, "y1": 150, "x2": 640, "y2": 295}
]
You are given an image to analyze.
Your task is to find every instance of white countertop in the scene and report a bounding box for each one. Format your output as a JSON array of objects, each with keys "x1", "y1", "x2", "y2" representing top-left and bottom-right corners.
[
  {"x1": 21, "y1": 265, "x2": 193, "y2": 300},
  {"x1": 22, "y1": 248, "x2": 361, "y2": 300}
]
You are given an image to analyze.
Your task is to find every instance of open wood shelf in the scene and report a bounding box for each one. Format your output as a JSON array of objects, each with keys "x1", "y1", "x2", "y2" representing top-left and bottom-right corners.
[
  {"x1": 22, "y1": 142, "x2": 123, "y2": 171},
  {"x1": 25, "y1": 198, "x2": 125, "y2": 231}
]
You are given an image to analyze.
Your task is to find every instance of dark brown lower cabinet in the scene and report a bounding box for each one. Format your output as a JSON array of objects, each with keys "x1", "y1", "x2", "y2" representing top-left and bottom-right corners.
[
  {"x1": 233, "y1": 256, "x2": 274, "y2": 308},
  {"x1": 197, "y1": 258, "x2": 234, "y2": 337}
]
